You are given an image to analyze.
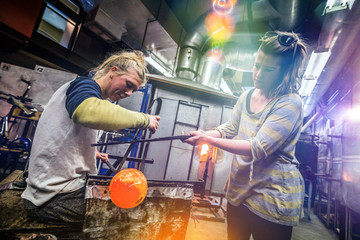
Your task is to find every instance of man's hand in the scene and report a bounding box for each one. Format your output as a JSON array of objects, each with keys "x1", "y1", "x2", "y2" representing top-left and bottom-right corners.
[
  {"x1": 96, "y1": 150, "x2": 109, "y2": 163},
  {"x1": 147, "y1": 114, "x2": 160, "y2": 134}
]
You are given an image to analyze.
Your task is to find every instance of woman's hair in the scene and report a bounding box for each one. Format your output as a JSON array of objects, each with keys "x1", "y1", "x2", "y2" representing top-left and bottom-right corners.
[
  {"x1": 92, "y1": 50, "x2": 148, "y2": 84},
  {"x1": 259, "y1": 31, "x2": 308, "y2": 98}
]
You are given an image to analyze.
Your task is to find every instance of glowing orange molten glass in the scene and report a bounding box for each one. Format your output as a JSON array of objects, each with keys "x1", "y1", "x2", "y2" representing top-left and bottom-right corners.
[{"x1": 109, "y1": 168, "x2": 148, "y2": 209}]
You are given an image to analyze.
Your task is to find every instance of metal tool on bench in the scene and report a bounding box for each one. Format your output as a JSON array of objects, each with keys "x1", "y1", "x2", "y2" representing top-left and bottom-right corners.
[{"x1": 101, "y1": 155, "x2": 154, "y2": 174}]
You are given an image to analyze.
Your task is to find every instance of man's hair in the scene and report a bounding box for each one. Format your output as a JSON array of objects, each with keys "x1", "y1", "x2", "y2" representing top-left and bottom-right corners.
[
  {"x1": 259, "y1": 31, "x2": 308, "y2": 99},
  {"x1": 92, "y1": 50, "x2": 148, "y2": 84}
]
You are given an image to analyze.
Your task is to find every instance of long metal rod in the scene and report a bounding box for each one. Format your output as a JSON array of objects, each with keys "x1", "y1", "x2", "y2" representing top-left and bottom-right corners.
[
  {"x1": 187, "y1": 104, "x2": 202, "y2": 180},
  {"x1": 301, "y1": 111, "x2": 322, "y2": 133},
  {"x1": 97, "y1": 131, "x2": 110, "y2": 174},
  {"x1": 104, "y1": 161, "x2": 117, "y2": 173},
  {"x1": 139, "y1": 133, "x2": 152, "y2": 172},
  {"x1": 91, "y1": 135, "x2": 190, "y2": 147},
  {"x1": 107, "y1": 154, "x2": 154, "y2": 164},
  {"x1": 163, "y1": 101, "x2": 181, "y2": 180}
]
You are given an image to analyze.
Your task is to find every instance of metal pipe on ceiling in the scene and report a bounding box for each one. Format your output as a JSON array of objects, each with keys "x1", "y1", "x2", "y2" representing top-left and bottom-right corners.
[
  {"x1": 302, "y1": 2, "x2": 360, "y2": 117},
  {"x1": 175, "y1": 0, "x2": 308, "y2": 91}
]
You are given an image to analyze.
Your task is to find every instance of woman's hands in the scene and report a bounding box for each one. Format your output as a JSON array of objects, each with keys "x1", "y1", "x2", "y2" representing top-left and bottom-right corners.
[
  {"x1": 182, "y1": 130, "x2": 209, "y2": 145},
  {"x1": 182, "y1": 129, "x2": 252, "y2": 156},
  {"x1": 182, "y1": 129, "x2": 222, "y2": 146},
  {"x1": 147, "y1": 114, "x2": 161, "y2": 134}
]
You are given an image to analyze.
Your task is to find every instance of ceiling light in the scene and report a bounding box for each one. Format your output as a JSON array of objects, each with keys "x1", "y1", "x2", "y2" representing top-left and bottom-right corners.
[
  {"x1": 299, "y1": 79, "x2": 318, "y2": 97},
  {"x1": 220, "y1": 78, "x2": 233, "y2": 95},
  {"x1": 145, "y1": 55, "x2": 173, "y2": 77},
  {"x1": 299, "y1": 50, "x2": 331, "y2": 96}
]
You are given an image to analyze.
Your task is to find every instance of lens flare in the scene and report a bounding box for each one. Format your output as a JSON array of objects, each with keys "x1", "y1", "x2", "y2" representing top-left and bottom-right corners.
[
  {"x1": 205, "y1": 12, "x2": 235, "y2": 42},
  {"x1": 213, "y1": 0, "x2": 237, "y2": 15},
  {"x1": 109, "y1": 168, "x2": 148, "y2": 209}
]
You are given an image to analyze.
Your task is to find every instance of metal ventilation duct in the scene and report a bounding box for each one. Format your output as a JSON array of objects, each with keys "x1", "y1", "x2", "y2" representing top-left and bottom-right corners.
[
  {"x1": 302, "y1": 2, "x2": 360, "y2": 117},
  {"x1": 267, "y1": 0, "x2": 309, "y2": 31},
  {"x1": 175, "y1": 0, "x2": 309, "y2": 90},
  {"x1": 196, "y1": 43, "x2": 257, "y2": 89}
]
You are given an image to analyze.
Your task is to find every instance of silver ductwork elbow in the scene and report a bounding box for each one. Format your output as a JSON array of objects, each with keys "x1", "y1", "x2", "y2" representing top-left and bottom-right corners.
[
  {"x1": 176, "y1": 31, "x2": 204, "y2": 80},
  {"x1": 197, "y1": 43, "x2": 257, "y2": 90},
  {"x1": 197, "y1": 50, "x2": 225, "y2": 89},
  {"x1": 176, "y1": 15, "x2": 209, "y2": 80}
]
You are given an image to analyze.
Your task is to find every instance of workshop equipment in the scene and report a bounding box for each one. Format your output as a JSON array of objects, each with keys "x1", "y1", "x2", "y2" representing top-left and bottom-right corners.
[{"x1": 84, "y1": 175, "x2": 194, "y2": 240}]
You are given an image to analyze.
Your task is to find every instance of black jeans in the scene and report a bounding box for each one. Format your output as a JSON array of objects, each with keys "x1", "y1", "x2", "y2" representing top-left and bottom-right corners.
[
  {"x1": 23, "y1": 187, "x2": 86, "y2": 224},
  {"x1": 227, "y1": 203, "x2": 293, "y2": 240}
]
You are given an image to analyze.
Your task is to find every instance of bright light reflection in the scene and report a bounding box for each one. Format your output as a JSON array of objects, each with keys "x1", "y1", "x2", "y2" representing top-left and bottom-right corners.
[
  {"x1": 344, "y1": 105, "x2": 360, "y2": 122},
  {"x1": 342, "y1": 172, "x2": 353, "y2": 182}
]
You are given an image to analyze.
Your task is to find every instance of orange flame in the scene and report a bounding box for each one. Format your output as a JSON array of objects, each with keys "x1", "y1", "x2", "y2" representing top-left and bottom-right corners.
[{"x1": 201, "y1": 144, "x2": 210, "y2": 155}]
